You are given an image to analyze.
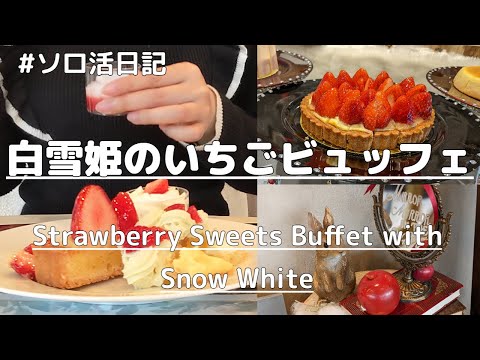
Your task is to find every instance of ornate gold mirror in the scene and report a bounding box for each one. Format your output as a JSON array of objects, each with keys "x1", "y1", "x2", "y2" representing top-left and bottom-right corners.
[{"x1": 372, "y1": 184, "x2": 453, "y2": 302}]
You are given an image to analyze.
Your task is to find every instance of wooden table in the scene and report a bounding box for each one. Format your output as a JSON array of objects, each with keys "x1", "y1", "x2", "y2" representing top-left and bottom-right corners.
[{"x1": 473, "y1": 187, "x2": 480, "y2": 315}]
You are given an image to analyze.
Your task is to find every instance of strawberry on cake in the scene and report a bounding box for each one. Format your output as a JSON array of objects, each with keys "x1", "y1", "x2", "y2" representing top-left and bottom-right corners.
[
  {"x1": 9, "y1": 179, "x2": 241, "y2": 290},
  {"x1": 18, "y1": 185, "x2": 124, "y2": 289},
  {"x1": 300, "y1": 68, "x2": 435, "y2": 152}
]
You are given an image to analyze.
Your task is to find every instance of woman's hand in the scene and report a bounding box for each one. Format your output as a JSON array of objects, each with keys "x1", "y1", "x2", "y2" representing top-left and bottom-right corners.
[{"x1": 96, "y1": 62, "x2": 217, "y2": 144}]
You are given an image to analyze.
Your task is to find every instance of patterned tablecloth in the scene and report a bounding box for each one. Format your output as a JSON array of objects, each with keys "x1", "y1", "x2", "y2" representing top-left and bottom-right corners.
[{"x1": 0, "y1": 293, "x2": 257, "y2": 315}]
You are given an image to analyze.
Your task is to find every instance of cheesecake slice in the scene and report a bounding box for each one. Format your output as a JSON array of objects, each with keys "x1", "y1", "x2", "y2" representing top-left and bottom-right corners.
[{"x1": 453, "y1": 66, "x2": 480, "y2": 100}]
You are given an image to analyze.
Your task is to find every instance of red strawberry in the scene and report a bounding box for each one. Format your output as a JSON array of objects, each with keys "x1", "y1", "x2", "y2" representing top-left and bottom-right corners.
[
  {"x1": 405, "y1": 84, "x2": 427, "y2": 98},
  {"x1": 411, "y1": 92, "x2": 432, "y2": 118},
  {"x1": 112, "y1": 192, "x2": 139, "y2": 231},
  {"x1": 164, "y1": 204, "x2": 186, "y2": 211},
  {"x1": 321, "y1": 72, "x2": 337, "y2": 88},
  {"x1": 71, "y1": 185, "x2": 119, "y2": 233},
  {"x1": 10, "y1": 250, "x2": 35, "y2": 281},
  {"x1": 356, "y1": 78, "x2": 366, "y2": 91},
  {"x1": 337, "y1": 70, "x2": 354, "y2": 87},
  {"x1": 378, "y1": 78, "x2": 394, "y2": 92},
  {"x1": 391, "y1": 95, "x2": 414, "y2": 124},
  {"x1": 375, "y1": 93, "x2": 392, "y2": 128},
  {"x1": 24, "y1": 243, "x2": 34, "y2": 255},
  {"x1": 312, "y1": 80, "x2": 333, "y2": 105},
  {"x1": 353, "y1": 68, "x2": 369, "y2": 88},
  {"x1": 342, "y1": 89, "x2": 361, "y2": 103},
  {"x1": 384, "y1": 84, "x2": 404, "y2": 106},
  {"x1": 122, "y1": 226, "x2": 169, "y2": 253},
  {"x1": 187, "y1": 205, "x2": 203, "y2": 223},
  {"x1": 144, "y1": 179, "x2": 169, "y2": 194},
  {"x1": 360, "y1": 88, "x2": 376, "y2": 107},
  {"x1": 373, "y1": 71, "x2": 390, "y2": 89},
  {"x1": 338, "y1": 97, "x2": 364, "y2": 125},
  {"x1": 338, "y1": 82, "x2": 354, "y2": 102},
  {"x1": 363, "y1": 77, "x2": 374, "y2": 91},
  {"x1": 315, "y1": 88, "x2": 341, "y2": 118},
  {"x1": 363, "y1": 93, "x2": 391, "y2": 130},
  {"x1": 363, "y1": 112, "x2": 376, "y2": 131},
  {"x1": 400, "y1": 77, "x2": 415, "y2": 93}
]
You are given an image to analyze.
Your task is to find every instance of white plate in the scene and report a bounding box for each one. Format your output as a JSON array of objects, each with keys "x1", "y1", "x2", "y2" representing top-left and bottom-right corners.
[{"x1": 0, "y1": 219, "x2": 257, "y2": 304}]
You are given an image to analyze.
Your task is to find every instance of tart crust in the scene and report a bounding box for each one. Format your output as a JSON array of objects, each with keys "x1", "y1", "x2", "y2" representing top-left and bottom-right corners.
[{"x1": 300, "y1": 93, "x2": 435, "y2": 151}]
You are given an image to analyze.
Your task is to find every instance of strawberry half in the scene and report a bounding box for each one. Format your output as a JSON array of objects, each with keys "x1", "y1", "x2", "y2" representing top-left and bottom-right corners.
[
  {"x1": 337, "y1": 70, "x2": 354, "y2": 87},
  {"x1": 384, "y1": 84, "x2": 404, "y2": 106},
  {"x1": 342, "y1": 89, "x2": 361, "y2": 104},
  {"x1": 112, "y1": 192, "x2": 139, "y2": 231},
  {"x1": 373, "y1": 71, "x2": 390, "y2": 89},
  {"x1": 400, "y1": 77, "x2": 415, "y2": 93},
  {"x1": 321, "y1": 72, "x2": 337, "y2": 88},
  {"x1": 363, "y1": 93, "x2": 391, "y2": 130},
  {"x1": 315, "y1": 88, "x2": 341, "y2": 118},
  {"x1": 144, "y1": 179, "x2": 169, "y2": 194},
  {"x1": 391, "y1": 95, "x2": 414, "y2": 124},
  {"x1": 71, "y1": 185, "x2": 119, "y2": 233},
  {"x1": 353, "y1": 68, "x2": 369, "y2": 89},
  {"x1": 123, "y1": 226, "x2": 169, "y2": 253},
  {"x1": 313, "y1": 80, "x2": 333, "y2": 105},
  {"x1": 164, "y1": 204, "x2": 186, "y2": 211},
  {"x1": 363, "y1": 77, "x2": 374, "y2": 91},
  {"x1": 378, "y1": 78, "x2": 394, "y2": 92},
  {"x1": 411, "y1": 92, "x2": 432, "y2": 118},
  {"x1": 360, "y1": 88, "x2": 376, "y2": 107},
  {"x1": 338, "y1": 97, "x2": 364, "y2": 125},
  {"x1": 187, "y1": 205, "x2": 203, "y2": 223},
  {"x1": 10, "y1": 249, "x2": 35, "y2": 281},
  {"x1": 338, "y1": 82, "x2": 354, "y2": 102},
  {"x1": 405, "y1": 84, "x2": 427, "y2": 98}
]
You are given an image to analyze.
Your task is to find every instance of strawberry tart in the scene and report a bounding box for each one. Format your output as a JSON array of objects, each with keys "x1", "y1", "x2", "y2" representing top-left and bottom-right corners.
[
  {"x1": 300, "y1": 69, "x2": 435, "y2": 152},
  {"x1": 9, "y1": 180, "x2": 226, "y2": 290}
]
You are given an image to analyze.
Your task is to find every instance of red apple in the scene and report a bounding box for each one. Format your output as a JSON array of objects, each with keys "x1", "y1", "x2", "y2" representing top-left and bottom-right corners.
[
  {"x1": 357, "y1": 270, "x2": 400, "y2": 315},
  {"x1": 413, "y1": 265, "x2": 434, "y2": 282}
]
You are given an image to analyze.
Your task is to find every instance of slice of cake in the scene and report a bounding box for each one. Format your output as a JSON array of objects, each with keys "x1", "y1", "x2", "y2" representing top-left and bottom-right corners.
[
  {"x1": 33, "y1": 185, "x2": 123, "y2": 289},
  {"x1": 33, "y1": 240, "x2": 122, "y2": 290},
  {"x1": 10, "y1": 185, "x2": 124, "y2": 290},
  {"x1": 9, "y1": 180, "x2": 244, "y2": 291}
]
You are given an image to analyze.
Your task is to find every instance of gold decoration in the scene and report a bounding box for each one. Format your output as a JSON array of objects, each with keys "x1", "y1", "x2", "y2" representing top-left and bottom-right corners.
[
  {"x1": 373, "y1": 185, "x2": 453, "y2": 303},
  {"x1": 308, "y1": 208, "x2": 356, "y2": 302}
]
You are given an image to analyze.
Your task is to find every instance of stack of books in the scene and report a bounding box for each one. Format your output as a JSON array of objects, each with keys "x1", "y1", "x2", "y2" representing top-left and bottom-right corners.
[{"x1": 340, "y1": 270, "x2": 465, "y2": 315}]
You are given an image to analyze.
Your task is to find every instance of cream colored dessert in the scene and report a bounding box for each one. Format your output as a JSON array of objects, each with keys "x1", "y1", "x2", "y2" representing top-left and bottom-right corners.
[
  {"x1": 453, "y1": 66, "x2": 480, "y2": 100},
  {"x1": 121, "y1": 207, "x2": 212, "y2": 289},
  {"x1": 129, "y1": 186, "x2": 189, "y2": 224},
  {"x1": 257, "y1": 45, "x2": 279, "y2": 79},
  {"x1": 121, "y1": 240, "x2": 174, "y2": 289}
]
